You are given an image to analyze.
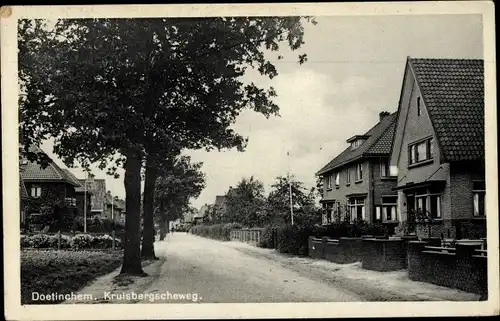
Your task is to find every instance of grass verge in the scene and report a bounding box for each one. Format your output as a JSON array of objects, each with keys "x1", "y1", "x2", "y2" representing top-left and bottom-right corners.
[{"x1": 21, "y1": 249, "x2": 123, "y2": 304}]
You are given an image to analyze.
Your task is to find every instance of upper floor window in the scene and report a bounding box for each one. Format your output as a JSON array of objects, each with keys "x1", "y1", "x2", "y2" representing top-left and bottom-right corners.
[
  {"x1": 380, "y1": 159, "x2": 390, "y2": 177},
  {"x1": 417, "y1": 97, "x2": 421, "y2": 116},
  {"x1": 334, "y1": 172, "x2": 340, "y2": 187},
  {"x1": 355, "y1": 163, "x2": 363, "y2": 181},
  {"x1": 473, "y1": 181, "x2": 486, "y2": 217},
  {"x1": 346, "y1": 167, "x2": 351, "y2": 184},
  {"x1": 409, "y1": 137, "x2": 434, "y2": 165},
  {"x1": 326, "y1": 175, "x2": 333, "y2": 190},
  {"x1": 30, "y1": 186, "x2": 42, "y2": 198}
]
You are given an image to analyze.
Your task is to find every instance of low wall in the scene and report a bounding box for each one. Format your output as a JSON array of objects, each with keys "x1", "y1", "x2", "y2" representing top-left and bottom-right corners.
[
  {"x1": 230, "y1": 228, "x2": 263, "y2": 246},
  {"x1": 308, "y1": 237, "x2": 363, "y2": 263},
  {"x1": 361, "y1": 238, "x2": 406, "y2": 271},
  {"x1": 408, "y1": 241, "x2": 487, "y2": 295}
]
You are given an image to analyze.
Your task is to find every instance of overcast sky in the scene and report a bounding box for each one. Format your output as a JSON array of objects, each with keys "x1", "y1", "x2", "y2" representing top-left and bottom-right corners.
[{"x1": 41, "y1": 14, "x2": 483, "y2": 210}]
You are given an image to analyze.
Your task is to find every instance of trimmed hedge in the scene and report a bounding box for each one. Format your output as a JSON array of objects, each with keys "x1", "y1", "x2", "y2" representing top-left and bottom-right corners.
[
  {"x1": 189, "y1": 223, "x2": 242, "y2": 241},
  {"x1": 20, "y1": 233, "x2": 122, "y2": 250},
  {"x1": 256, "y1": 221, "x2": 387, "y2": 256}
]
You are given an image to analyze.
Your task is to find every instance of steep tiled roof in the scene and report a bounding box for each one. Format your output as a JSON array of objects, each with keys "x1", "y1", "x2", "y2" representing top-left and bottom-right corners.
[
  {"x1": 215, "y1": 195, "x2": 226, "y2": 208},
  {"x1": 62, "y1": 169, "x2": 85, "y2": 189},
  {"x1": 409, "y1": 58, "x2": 484, "y2": 161},
  {"x1": 21, "y1": 146, "x2": 80, "y2": 186},
  {"x1": 316, "y1": 112, "x2": 397, "y2": 175},
  {"x1": 20, "y1": 174, "x2": 29, "y2": 199}
]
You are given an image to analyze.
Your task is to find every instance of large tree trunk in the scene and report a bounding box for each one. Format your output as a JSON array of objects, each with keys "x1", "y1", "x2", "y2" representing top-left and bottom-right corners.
[
  {"x1": 159, "y1": 201, "x2": 166, "y2": 241},
  {"x1": 141, "y1": 157, "x2": 158, "y2": 260},
  {"x1": 120, "y1": 150, "x2": 146, "y2": 276}
]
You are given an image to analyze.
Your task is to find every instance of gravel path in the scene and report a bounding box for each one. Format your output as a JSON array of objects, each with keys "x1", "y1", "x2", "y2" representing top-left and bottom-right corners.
[{"x1": 65, "y1": 232, "x2": 480, "y2": 304}]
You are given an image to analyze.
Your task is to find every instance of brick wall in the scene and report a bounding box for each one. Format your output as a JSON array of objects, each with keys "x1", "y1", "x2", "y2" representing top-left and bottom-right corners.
[
  {"x1": 361, "y1": 239, "x2": 407, "y2": 271},
  {"x1": 309, "y1": 236, "x2": 364, "y2": 263},
  {"x1": 450, "y1": 162, "x2": 486, "y2": 220},
  {"x1": 408, "y1": 241, "x2": 487, "y2": 295}
]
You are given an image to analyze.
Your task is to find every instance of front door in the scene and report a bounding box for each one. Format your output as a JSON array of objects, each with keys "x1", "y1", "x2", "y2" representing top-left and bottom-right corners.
[{"x1": 406, "y1": 194, "x2": 416, "y2": 233}]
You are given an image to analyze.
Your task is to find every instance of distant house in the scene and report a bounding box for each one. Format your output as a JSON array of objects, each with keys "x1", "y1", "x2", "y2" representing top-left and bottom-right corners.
[
  {"x1": 113, "y1": 197, "x2": 126, "y2": 223},
  {"x1": 214, "y1": 195, "x2": 227, "y2": 220},
  {"x1": 194, "y1": 204, "x2": 210, "y2": 224},
  {"x1": 389, "y1": 57, "x2": 485, "y2": 239},
  {"x1": 63, "y1": 169, "x2": 92, "y2": 220},
  {"x1": 20, "y1": 145, "x2": 80, "y2": 230},
  {"x1": 79, "y1": 178, "x2": 106, "y2": 218},
  {"x1": 316, "y1": 111, "x2": 398, "y2": 227},
  {"x1": 102, "y1": 191, "x2": 124, "y2": 221}
]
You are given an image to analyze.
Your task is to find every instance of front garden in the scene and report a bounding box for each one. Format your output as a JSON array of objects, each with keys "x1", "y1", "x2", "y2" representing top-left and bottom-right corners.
[{"x1": 21, "y1": 248, "x2": 123, "y2": 304}]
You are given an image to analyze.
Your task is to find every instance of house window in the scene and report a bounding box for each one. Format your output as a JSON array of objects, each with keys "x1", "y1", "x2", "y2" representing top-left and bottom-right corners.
[
  {"x1": 349, "y1": 198, "x2": 365, "y2": 221},
  {"x1": 382, "y1": 196, "x2": 398, "y2": 221},
  {"x1": 30, "y1": 186, "x2": 42, "y2": 198},
  {"x1": 417, "y1": 97, "x2": 421, "y2": 116},
  {"x1": 409, "y1": 138, "x2": 434, "y2": 165},
  {"x1": 335, "y1": 172, "x2": 340, "y2": 187},
  {"x1": 326, "y1": 175, "x2": 333, "y2": 190},
  {"x1": 351, "y1": 140, "x2": 365, "y2": 149},
  {"x1": 380, "y1": 159, "x2": 390, "y2": 177},
  {"x1": 346, "y1": 167, "x2": 351, "y2": 184},
  {"x1": 473, "y1": 181, "x2": 486, "y2": 217},
  {"x1": 355, "y1": 163, "x2": 363, "y2": 181},
  {"x1": 375, "y1": 206, "x2": 381, "y2": 221},
  {"x1": 415, "y1": 188, "x2": 441, "y2": 219},
  {"x1": 323, "y1": 202, "x2": 334, "y2": 224}
]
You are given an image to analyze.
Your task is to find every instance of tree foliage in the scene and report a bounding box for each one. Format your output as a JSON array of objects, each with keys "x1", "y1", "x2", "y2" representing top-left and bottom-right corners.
[
  {"x1": 224, "y1": 176, "x2": 266, "y2": 227},
  {"x1": 18, "y1": 17, "x2": 315, "y2": 274}
]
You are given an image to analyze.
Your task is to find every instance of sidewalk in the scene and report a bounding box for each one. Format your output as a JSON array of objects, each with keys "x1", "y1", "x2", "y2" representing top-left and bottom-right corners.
[{"x1": 225, "y1": 240, "x2": 481, "y2": 301}]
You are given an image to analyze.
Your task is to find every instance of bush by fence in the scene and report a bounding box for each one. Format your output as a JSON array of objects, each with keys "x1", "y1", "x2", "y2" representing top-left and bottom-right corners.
[
  {"x1": 20, "y1": 233, "x2": 122, "y2": 250},
  {"x1": 189, "y1": 223, "x2": 242, "y2": 241}
]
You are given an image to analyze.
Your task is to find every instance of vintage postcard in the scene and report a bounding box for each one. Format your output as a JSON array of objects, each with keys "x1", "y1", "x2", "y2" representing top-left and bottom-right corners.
[{"x1": 2, "y1": 2, "x2": 498, "y2": 320}]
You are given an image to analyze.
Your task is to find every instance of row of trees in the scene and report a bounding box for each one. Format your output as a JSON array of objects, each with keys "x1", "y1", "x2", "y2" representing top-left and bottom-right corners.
[
  {"x1": 206, "y1": 175, "x2": 323, "y2": 227},
  {"x1": 19, "y1": 17, "x2": 316, "y2": 275}
]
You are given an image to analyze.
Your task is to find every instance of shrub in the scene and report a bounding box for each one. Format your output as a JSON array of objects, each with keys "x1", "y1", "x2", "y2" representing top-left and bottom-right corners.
[
  {"x1": 70, "y1": 234, "x2": 94, "y2": 249},
  {"x1": 276, "y1": 224, "x2": 316, "y2": 256},
  {"x1": 30, "y1": 234, "x2": 52, "y2": 248},
  {"x1": 20, "y1": 235, "x2": 33, "y2": 248},
  {"x1": 189, "y1": 223, "x2": 243, "y2": 241},
  {"x1": 258, "y1": 225, "x2": 277, "y2": 249}
]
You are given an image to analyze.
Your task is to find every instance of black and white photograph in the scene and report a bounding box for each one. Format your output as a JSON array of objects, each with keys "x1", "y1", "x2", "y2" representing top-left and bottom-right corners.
[{"x1": 2, "y1": 2, "x2": 498, "y2": 320}]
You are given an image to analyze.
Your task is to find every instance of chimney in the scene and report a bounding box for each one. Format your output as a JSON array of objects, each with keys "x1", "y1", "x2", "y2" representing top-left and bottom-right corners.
[{"x1": 379, "y1": 111, "x2": 390, "y2": 122}]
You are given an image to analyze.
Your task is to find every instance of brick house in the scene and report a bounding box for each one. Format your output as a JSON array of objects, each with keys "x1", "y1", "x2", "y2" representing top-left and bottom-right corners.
[
  {"x1": 20, "y1": 146, "x2": 80, "y2": 230},
  {"x1": 316, "y1": 112, "x2": 398, "y2": 227},
  {"x1": 102, "y1": 191, "x2": 124, "y2": 221},
  {"x1": 389, "y1": 57, "x2": 485, "y2": 239},
  {"x1": 63, "y1": 169, "x2": 92, "y2": 220}
]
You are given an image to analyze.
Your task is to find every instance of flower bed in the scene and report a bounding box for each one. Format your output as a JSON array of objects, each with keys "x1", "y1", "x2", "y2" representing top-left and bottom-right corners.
[{"x1": 21, "y1": 249, "x2": 123, "y2": 304}]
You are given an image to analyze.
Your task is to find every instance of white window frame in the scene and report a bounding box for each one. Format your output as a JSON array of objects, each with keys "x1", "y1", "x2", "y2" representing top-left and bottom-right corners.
[
  {"x1": 355, "y1": 163, "x2": 363, "y2": 181},
  {"x1": 409, "y1": 137, "x2": 434, "y2": 165},
  {"x1": 349, "y1": 198, "x2": 365, "y2": 222},
  {"x1": 335, "y1": 172, "x2": 340, "y2": 187},
  {"x1": 415, "y1": 189, "x2": 442, "y2": 219},
  {"x1": 30, "y1": 186, "x2": 42, "y2": 198},
  {"x1": 327, "y1": 175, "x2": 333, "y2": 190},
  {"x1": 380, "y1": 159, "x2": 390, "y2": 177},
  {"x1": 473, "y1": 181, "x2": 486, "y2": 217},
  {"x1": 381, "y1": 196, "x2": 398, "y2": 221}
]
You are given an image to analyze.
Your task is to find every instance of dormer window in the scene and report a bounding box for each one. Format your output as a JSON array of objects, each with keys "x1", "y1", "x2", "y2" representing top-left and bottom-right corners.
[{"x1": 347, "y1": 135, "x2": 370, "y2": 150}]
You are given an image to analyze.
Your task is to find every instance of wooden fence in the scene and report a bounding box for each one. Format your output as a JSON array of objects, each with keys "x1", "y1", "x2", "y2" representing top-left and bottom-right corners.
[{"x1": 230, "y1": 228, "x2": 263, "y2": 245}]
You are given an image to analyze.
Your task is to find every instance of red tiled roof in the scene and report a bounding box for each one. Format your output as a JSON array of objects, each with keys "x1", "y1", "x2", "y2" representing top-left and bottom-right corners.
[
  {"x1": 409, "y1": 58, "x2": 484, "y2": 161},
  {"x1": 316, "y1": 112, "x2": 397, "y2": 175}
]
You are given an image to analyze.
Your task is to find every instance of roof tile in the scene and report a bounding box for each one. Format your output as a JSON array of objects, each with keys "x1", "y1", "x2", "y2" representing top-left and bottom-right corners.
[{"x1": 410, "y1": 58, "x2": 484, "y2": 161}]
